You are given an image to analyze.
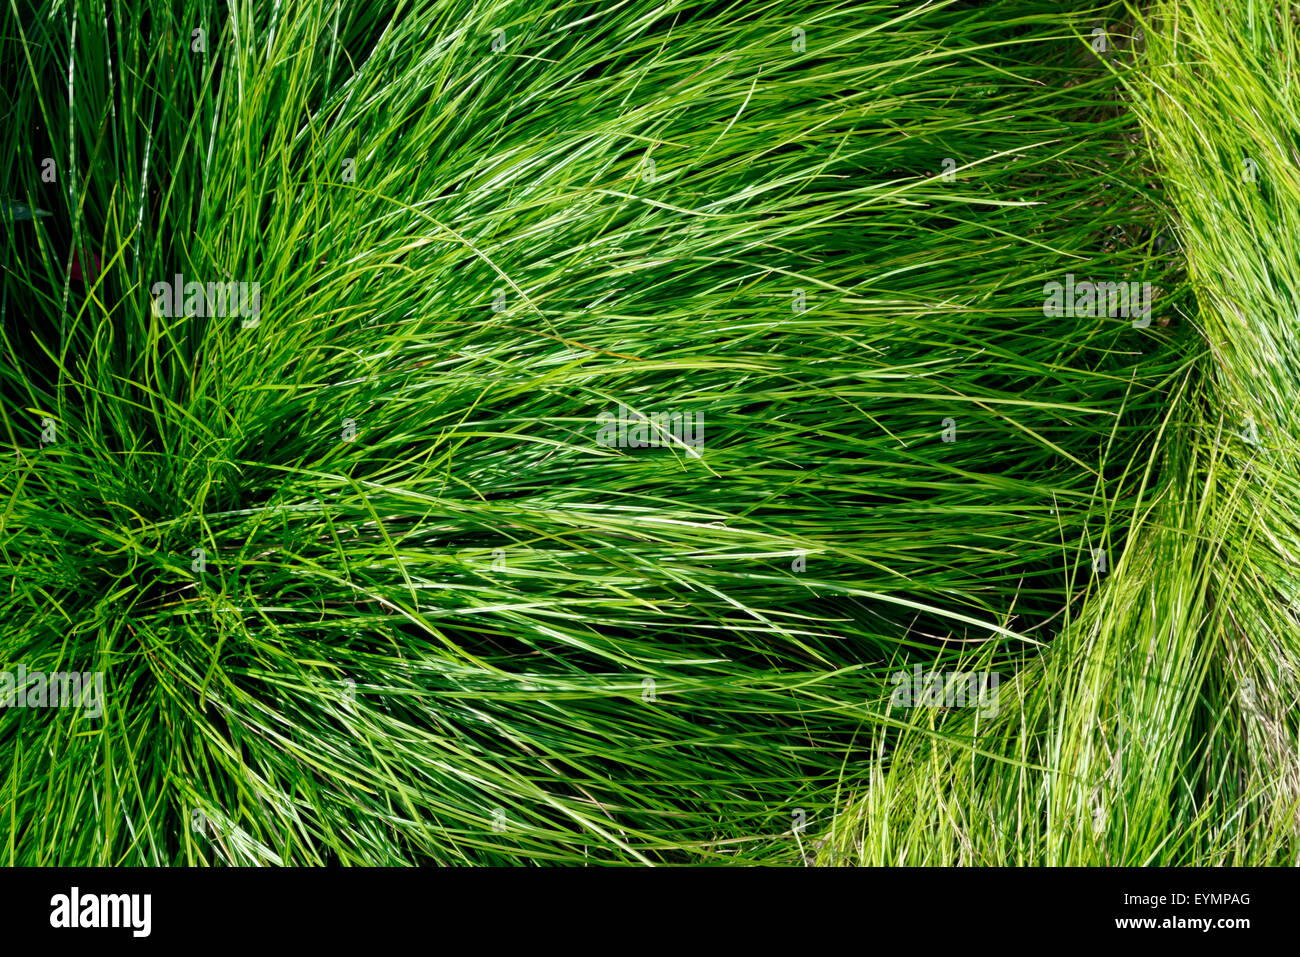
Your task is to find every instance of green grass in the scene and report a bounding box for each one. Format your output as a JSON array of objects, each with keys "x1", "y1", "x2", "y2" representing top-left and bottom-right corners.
[
  {"x1": 0, "y1": 0, "x2": 1291, "y2": 865},
  {"x1": 826, "y1": 0, "x2": 1300, "y2": 866}
]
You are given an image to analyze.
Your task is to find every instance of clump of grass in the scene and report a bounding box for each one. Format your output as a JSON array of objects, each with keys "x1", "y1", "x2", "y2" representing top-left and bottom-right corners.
[
  {"x1": 2, "y1": 0, "x2": 1188, "y2": 864},
  {"x1": 825, "y1": 0, "x2": 1300, "y2": 866}
]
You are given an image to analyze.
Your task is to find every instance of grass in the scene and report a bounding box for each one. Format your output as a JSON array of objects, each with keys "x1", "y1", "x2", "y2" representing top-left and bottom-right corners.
[
  {"x1": 0, "y1": 0, "x2": 1292, "y2": 865},
  {"x1": 826, "y1": 0, "x2": 1300, "y2": 866}
]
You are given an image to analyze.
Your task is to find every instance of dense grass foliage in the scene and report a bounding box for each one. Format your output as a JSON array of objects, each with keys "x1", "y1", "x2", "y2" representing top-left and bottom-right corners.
[
  {"x1": 827, "y1": 0, "x2": 1300, "y2": 865},
  {"x1": 0, "y1": 0, "x2": 1286, "y2": 865}
]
